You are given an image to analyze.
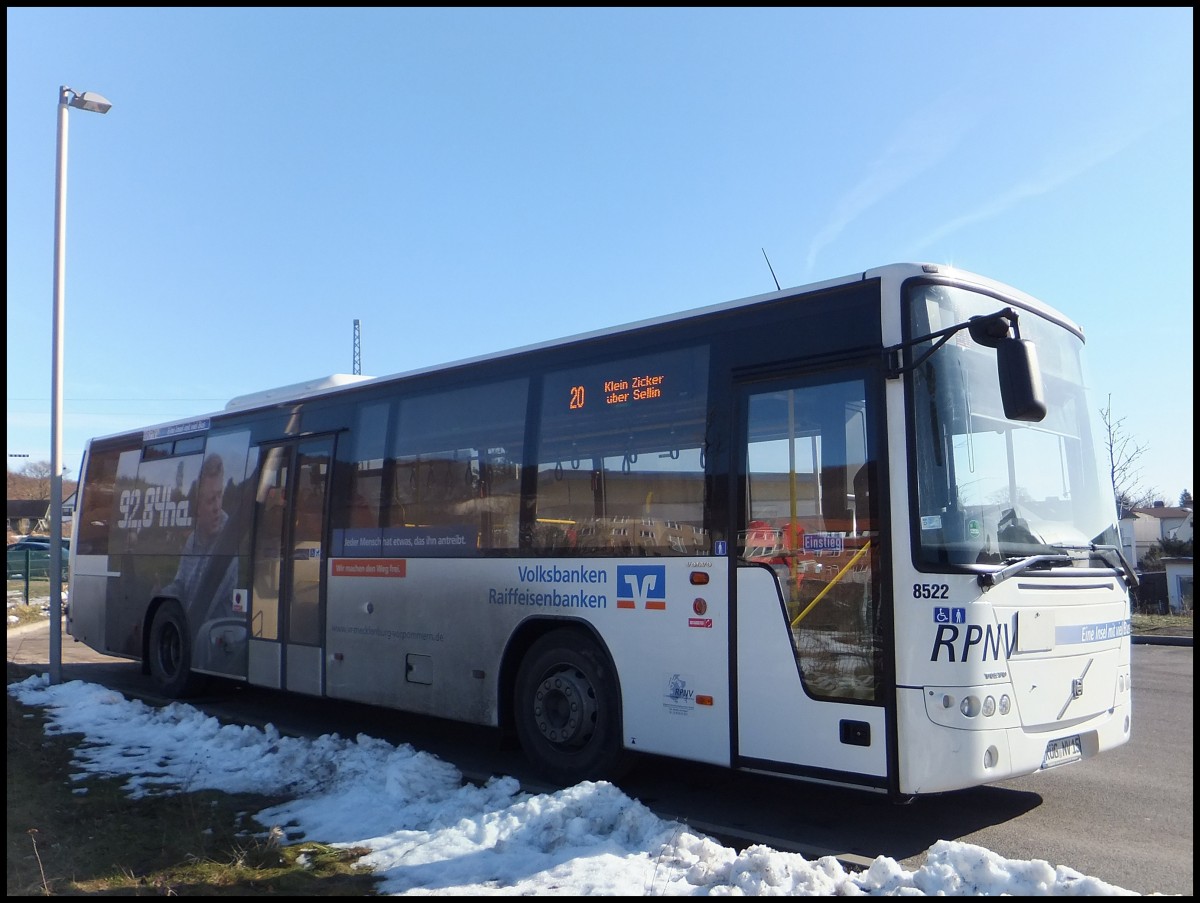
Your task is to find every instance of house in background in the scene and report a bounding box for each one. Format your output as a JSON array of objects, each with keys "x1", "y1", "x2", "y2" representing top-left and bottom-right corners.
[
  {"x1": 1163, "y1": 558, "x2": 1194, "y2": 614},
  {"x1": 1121, "y1": 502, "x2": 1193, "y2": 566},
  {"x1": 6, "y1": 494, "x2": 74, "y2": 542},
  {"x1": 6, "y1": 499, "x2": 50, "y2": 539},
  {"x1": 1118, "y1": 503, "x2": 1193, "y2": 614}
]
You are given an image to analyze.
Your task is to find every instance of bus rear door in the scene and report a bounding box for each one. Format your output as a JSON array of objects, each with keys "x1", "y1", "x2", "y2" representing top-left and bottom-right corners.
[{"x1": 248, "y1": 436, "x2": 334, "y2": 695}]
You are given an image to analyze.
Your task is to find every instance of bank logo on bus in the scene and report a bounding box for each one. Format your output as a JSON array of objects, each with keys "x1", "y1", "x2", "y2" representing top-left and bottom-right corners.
[{"x1": 617, "y1": 565, "x2": 667, "y2": 610}]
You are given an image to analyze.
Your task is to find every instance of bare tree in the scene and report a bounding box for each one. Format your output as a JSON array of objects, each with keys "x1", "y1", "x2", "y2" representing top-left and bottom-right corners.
[
  {"x1": 16, "y1": 461, "x2": 53, "y2": 500},
  {"x1": 6, "y1": 461, "x2": 74, "y2": 501},
  {"x1": 1099, "y1": 395, "x2": 1157, "y2": 511}
]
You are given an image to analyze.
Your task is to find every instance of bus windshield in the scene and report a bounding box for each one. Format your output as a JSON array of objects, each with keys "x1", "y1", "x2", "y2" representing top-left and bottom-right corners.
[{"x1": 907, "y1": 282, "x2": 1120, "y2": 570}]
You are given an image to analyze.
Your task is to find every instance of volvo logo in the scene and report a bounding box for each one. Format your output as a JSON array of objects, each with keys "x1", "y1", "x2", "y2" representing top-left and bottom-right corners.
[{"x1": 1057, "y1": 658, "x2": 1093, "y2": 720}]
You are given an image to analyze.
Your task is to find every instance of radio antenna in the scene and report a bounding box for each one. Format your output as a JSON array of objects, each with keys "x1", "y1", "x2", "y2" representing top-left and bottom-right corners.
[{"x1": 762, "y1": 248, "x2": 781, "y2": 291}]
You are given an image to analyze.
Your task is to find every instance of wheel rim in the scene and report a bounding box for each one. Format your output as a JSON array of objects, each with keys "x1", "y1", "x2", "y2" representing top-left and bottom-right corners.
[
  {"x1": 530, "y1": 665, "x2": 598, "y2": 750},
  {"x1": 158, "y1": 621, "x2": 183, "y2": 678}
]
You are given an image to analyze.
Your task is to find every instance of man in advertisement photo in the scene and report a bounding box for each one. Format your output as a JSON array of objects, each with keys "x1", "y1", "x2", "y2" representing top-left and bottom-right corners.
[{"x1": 161, "y1": 452, "x2": 244, "y2": 670}]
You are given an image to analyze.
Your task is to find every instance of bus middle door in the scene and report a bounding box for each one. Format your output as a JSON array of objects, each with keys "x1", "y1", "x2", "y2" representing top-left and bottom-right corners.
[{"x1": 247, "y1": 436, "x2": 334, "y2": 695}]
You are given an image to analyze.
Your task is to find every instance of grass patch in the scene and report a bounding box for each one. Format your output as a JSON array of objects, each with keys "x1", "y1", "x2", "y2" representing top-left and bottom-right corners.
[
  {"x1": 6, "y1": 601, "x2": 52, "y2": 630},
  {"x1": 1130, "y1": 611, "x2": 1192, "y2": 633},
  {"x1": 6, "y1": 661, "x2": 381, "y2": 896}
]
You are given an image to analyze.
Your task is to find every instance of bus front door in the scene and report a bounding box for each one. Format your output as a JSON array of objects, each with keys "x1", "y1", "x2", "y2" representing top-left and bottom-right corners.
[
  {"x1": 247, "y1": 437, "x2": 334, "y2": 695},
  {"x1": 733, "y1": 374, "x2": 889, "y2": 786}
]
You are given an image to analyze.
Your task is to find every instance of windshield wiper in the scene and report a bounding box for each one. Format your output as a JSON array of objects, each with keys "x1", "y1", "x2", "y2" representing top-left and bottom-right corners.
[
  {"x1": 978, "y1": 554, "x2": 1072, "y2": 590},
  {"x1": 1093, "y1": 544, "x2": 1139, "y2": 588},
  {"x1": 1046, "y1": 542, "x2": 1140, "y2": 589},
  {"x1": 980, "y1": 543, "x2": 1140, "y2": 591}
]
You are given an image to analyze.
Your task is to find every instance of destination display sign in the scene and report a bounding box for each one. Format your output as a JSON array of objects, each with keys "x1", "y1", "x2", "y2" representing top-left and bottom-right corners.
[{"x1": 568, "y1": 371, "x2": 669, "y2": 411}]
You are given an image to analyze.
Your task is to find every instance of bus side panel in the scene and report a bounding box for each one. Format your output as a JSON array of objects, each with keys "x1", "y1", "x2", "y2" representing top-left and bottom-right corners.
[
  {"x1": 66, "y1": 562, "x2": 116, "y2": 655},
  {"x1": 100, "y1": 448, "x2": 150, "y2": 657},
  {"x1": 323, "y1": 557, "x2": 732, "y2": 767},
  {"x1": 891, "y1": 571, "x2": 1029, "y2": 795},
  {"x1": 68, "y1": 434, "x2": 256, "y2": 676},
  {"x1": 68, "y1": 442, "x2": 140, "y2": 656},
  {"x1": 602, "y1": 558, "x2": 731, "y2": 767}
]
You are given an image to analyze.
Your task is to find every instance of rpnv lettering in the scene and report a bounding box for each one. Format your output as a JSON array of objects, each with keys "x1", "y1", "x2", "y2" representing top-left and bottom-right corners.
[{"x1": 930, "y1": 617, "x2": 1017, "y2": 662}]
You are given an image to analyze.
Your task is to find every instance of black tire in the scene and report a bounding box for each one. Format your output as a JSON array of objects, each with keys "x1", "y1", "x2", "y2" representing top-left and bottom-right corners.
[
  {"x1": 514, "y1": 628, "x2": 630, "y2": 785},
  {"x1": 148, "y1": 600, "x2": 206, "y2": 698}
]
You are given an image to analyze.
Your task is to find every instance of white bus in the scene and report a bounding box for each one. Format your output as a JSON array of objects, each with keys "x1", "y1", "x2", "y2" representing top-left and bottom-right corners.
[{"x1": 67, "y1": 263, "x2": 1135, "y2": 798}]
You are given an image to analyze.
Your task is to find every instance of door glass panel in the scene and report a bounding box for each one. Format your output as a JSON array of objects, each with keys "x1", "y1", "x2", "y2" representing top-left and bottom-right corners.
[
  {"x1": 741, "y1": 377, "x2": 882, "y2": 702},
  {"x1": 287, "y1": 440, "x2": 331, "y2": 646},
  {"x1": 251, "y1": 447, "x2": 288, "y2": 642}
]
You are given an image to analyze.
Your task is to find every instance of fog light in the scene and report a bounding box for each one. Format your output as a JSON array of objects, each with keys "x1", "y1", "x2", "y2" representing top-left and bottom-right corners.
[{"x1": 983, "y1": 745, "x2": 998, "y2": 768}]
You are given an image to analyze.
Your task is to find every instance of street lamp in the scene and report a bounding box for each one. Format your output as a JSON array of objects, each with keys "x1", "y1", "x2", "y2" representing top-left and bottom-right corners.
[{"x1": 50, "y1": 85, "x2": 112, "y2": 684}]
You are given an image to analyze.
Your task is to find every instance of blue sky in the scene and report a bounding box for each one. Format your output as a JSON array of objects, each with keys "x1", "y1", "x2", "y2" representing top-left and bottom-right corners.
[{"x1": 6, "y1": 8, "x2": 1193, "y2": 501}]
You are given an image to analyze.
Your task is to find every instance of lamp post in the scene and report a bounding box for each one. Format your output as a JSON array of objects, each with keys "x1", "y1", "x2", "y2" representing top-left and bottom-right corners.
[{"x1": 50, "y1": 85, "x2": 112, "y2": 684}]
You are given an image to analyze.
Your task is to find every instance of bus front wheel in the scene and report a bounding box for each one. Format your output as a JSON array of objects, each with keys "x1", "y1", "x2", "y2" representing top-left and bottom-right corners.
[
  {"x1": 514, "y1": 629, "x2": 629, "y2": 785},
  {"x1": 148, "y1": 600, "x2": 205, "y2": 698}
]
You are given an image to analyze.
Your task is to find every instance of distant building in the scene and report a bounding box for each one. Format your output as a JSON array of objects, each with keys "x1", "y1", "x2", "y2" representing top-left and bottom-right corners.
[
  {"x1": 1121, "y1": 502, "x2": 1193, "y2": 565},
  {"x1": 6, "y1": 495, "x2": 75, "y2": 540},
  {"x1": 6, "y1": 499, "x2": 50, "y2": 537},
  {"x1": 1163, "y1": 557, "x2": 1194, "y2": 614}
]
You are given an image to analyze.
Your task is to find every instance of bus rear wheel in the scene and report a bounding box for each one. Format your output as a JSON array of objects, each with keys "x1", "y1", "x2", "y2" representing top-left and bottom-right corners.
[
  {"x1": 514, "y1": 629, "x2": 629, "y2": 785},
  {"x1": 148, "y1": 600, "x2": 206, "y2": 698}
]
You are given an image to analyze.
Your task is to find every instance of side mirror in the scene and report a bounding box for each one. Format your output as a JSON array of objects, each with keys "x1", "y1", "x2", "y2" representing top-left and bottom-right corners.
[
  {"x1": 997, "y1": 337, "x2": 1046, "y2": 422},
  {"x1": 968, "y1": 312, "x2": 1011, "y2": 348}
]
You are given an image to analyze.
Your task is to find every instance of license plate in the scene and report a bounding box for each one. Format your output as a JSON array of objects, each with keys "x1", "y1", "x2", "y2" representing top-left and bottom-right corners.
[{"x1": 1041, "y1": 734, "x2": 1082, "y2": 769}]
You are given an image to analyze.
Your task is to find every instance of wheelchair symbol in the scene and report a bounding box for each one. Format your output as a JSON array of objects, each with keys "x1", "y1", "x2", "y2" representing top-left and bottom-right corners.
[{"x1": 934, "y1": 607, "x2": 967, "y2": 624}]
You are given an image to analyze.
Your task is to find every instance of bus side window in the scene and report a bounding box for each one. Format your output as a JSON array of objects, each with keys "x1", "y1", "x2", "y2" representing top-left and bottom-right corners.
[
  {"x1": 390, "y1": 379, "x2": 527, "y2": 553},
  {"x1": 536, "y1": 346, "x2": 710, "y2": 556},
  {"x1": 349, "y1": 491, "x2": 376, "y2": 527},
  {"x1": 334, "y1": 400, "x2": 390, "y2": 534},
  {"x1": 75, "y1": 444, "x2": 129, "y2": 556}
]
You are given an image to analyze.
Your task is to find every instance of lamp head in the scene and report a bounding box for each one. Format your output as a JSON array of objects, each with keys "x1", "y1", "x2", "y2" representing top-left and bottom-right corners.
[{"x1": 66, "y1": 90, "x2": 112, "y2": 114}]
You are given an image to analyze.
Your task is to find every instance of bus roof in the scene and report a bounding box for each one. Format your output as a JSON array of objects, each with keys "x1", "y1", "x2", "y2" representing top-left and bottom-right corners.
[
  {"x1": 224, "y1": 374, "x2": 375, "y2": 411},
  {"x1": 87, "y1": 262, "x2": 1078, "y2": 446}
]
